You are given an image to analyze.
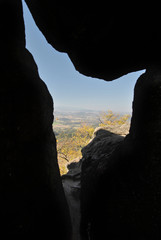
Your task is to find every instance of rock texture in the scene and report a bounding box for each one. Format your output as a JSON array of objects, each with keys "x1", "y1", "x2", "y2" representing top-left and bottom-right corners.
[
  {"x1": 80, "y1": 69, "x2": 161, "y2": 239},
  {"x1": 0, "y1": 1, "x2": 71, "y2": 236},
  {"x1": 25, "y1": 1, "x2": 161, "y2": 80}
]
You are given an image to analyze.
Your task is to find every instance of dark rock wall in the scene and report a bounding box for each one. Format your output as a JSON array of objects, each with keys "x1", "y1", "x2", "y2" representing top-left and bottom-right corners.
[
  {"x1": 0, "y1": 0, "x2": 71, "y2": 236},
  {"x1": 80, "y1": 69, "x2": 161, "y2": 239}
]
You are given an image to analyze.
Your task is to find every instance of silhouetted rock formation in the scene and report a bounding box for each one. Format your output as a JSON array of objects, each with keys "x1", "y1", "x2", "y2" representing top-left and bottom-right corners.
[
  {"x1": 80, "y1": 69, "x2": 161, "y2": 239},
  {"x1": 62, "y1": 129, "x2": 125, "y2": 240},
  {"x1": 2, "y1": 0, "x2": 161, "y2": 239},
  {"x1": 0, "y1": 0, "x2": 71, "y2": 236},
  {"x1": 80, "y1": 130, "x2": 124, "y2": 239},
  {"x1": 25, "y1": 1, "x2": 161, "y2": 80}
]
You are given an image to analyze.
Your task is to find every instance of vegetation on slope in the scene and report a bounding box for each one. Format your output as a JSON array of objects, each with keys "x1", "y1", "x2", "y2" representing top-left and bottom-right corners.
[{"x1": 54, "y1": 110, "x2": 130, "y2": 175}]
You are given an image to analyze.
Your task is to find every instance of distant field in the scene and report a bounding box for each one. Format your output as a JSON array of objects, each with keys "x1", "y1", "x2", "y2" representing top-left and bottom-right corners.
[
  {"x1": 52, "y1": 110, "x2": 131, "y2": 136},
  {"x1": 53, "y1": 110, "x2": 100, "y2": 134}
]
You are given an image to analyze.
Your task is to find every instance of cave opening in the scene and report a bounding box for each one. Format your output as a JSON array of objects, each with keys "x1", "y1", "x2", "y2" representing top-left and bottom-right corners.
[
  {"x1": 22, "y1": 6, "x2": 146, "y2": 237},
  {"x1": 2, "y1": 1, "x2": 161, "y2": 237},
  {"x1": 22, "y1": 0, "x2": 144, "y2": 175}
]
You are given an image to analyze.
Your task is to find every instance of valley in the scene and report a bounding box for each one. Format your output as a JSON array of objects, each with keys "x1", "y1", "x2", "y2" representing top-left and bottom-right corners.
[{"x1": 53, "y1": 110, "x2": 101, "y2": 135}]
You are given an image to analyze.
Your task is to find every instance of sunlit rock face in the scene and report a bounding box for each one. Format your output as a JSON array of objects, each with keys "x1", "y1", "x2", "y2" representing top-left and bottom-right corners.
[
  {"x1": 80, "y1": 69, "x2": 161, "y2": 239},
  {"x1": 25, "y1": 1, "x2": 161, "y2": 80},
  {"x1": 0, "y1": 1, "x2": 71, "y2": 236}
]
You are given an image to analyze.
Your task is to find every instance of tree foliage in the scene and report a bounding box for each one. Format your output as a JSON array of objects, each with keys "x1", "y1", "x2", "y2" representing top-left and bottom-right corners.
[
  {"x1": 99, "y1": 110, "x2": 130, "y2": 127},
  {"x1": 57, "y1": 124, "x2": 94, "y2": 175}
]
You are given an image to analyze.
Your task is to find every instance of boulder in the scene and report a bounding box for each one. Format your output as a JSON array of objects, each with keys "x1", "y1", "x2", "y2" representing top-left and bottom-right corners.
[{"x1": 80, "y1": 129, "x2": 124, "y2": 239}]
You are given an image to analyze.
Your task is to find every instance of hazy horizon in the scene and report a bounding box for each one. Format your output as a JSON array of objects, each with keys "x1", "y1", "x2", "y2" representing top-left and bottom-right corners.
[{"x1": 54, "y1": 105, "x2": 132, "y2": 114}]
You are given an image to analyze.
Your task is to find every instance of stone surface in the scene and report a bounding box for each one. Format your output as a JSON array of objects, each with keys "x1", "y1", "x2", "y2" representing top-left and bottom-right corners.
[
  {"x1": 80, "y1": 130, "x2": 124, "y2": 239},
  {"x1": 80, "y1": 69, "x2": 161, "y2": 239},
  {"x1": 62, "y1": 129, "x2": 125, "y2": 239},
  {"x1": 25, "y1": 1, "x2": 161, "y2": 80},
  {"x1": 81, "y1": 128, "x2": 124, "y2": 163},
  {"x1": 0, "y1": 1, "x2": 71, "y2": 236}
]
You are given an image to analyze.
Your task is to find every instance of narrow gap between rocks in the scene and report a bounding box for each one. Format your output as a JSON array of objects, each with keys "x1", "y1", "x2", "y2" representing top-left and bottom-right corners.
[{"x1": 22, "y1": 1, "x2": 145, "y2": 239}]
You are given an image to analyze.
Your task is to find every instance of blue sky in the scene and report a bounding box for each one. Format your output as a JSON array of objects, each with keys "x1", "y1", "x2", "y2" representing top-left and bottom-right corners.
[{"x1": 22, "y1": 1, "x2": 144, "y2": 113}]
